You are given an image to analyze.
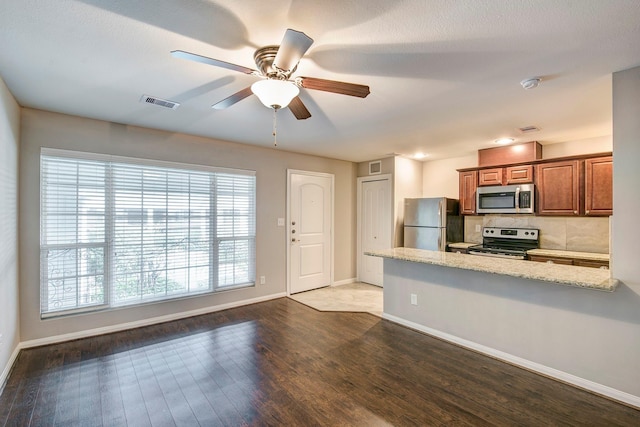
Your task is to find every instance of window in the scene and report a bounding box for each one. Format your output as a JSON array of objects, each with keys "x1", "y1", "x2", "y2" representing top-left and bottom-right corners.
[{"x1": 40, "y1": 149, "x2": 256, "y2": 317}]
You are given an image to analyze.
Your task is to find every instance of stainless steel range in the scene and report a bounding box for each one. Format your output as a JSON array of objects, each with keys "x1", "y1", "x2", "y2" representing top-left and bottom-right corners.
[{"x1": 468, "y1": 227, "x2": 539, "y2": 260}]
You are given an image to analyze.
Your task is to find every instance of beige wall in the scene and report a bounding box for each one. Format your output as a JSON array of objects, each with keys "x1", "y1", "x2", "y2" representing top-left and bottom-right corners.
[
  {"x1": 19, "y1": 108, "x2": 357, "y2": 341},
  {"x1": 422, "y1": 153, "x2": 476, "y2": 198},
  {"x1": 393, "y1": 156, "x2": 423, "y2": 247},
  {"x1": 542, "y1": 135, "x2": 612, "y2": 158},
  {"x1": 356, "y1": 156, "x2": 394, "y2": 177},
  {"x1": 0, "y1": 76, "x2": 20, "y2": 385}
]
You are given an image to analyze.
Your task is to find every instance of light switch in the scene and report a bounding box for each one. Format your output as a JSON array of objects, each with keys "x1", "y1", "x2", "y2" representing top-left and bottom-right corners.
[{"x1": 277, "y1": 218, "x2": 285, "y2": 226}]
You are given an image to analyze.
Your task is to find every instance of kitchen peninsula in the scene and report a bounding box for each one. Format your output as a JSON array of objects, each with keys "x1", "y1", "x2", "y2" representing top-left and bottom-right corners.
[
  {"x1": 367, "y1": 247, "x2": 617, "y2": 291},
  {"x1": 366, "y1": 247, "x2": 637, "y2": 407}
]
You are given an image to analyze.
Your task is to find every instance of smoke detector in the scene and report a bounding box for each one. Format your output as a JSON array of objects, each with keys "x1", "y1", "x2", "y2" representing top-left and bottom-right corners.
[{"x1": 520, "y1": 78, "x2": 541, "y2": 90}]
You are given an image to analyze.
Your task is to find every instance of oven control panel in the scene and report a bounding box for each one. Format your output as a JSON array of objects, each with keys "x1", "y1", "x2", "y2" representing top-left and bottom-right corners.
[{"x1": 482, "y1": 227, "x2": 538, "y2": 241}]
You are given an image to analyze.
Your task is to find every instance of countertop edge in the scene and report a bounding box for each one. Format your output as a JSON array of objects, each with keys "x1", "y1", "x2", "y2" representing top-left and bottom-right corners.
[{"x1": 367, "y1": 248, "x2": 617, "y2": 292}]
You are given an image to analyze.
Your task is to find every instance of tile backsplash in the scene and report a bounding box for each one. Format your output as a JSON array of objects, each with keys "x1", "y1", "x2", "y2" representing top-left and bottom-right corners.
[{"x1": 464, "y1": 215, "x2": 610, "y2": 254}]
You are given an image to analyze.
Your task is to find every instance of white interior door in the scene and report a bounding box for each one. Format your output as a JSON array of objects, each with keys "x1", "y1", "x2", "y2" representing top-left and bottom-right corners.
[
  {"x1": 359, "y1": 177, "x2": 392, "y2": 286},
  {"x1": 288, "y1": 171, "x2": 333, "y2": 294}
]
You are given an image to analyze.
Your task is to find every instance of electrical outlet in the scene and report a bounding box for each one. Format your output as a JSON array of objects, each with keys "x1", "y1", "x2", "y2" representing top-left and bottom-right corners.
[
  {"x1": 260, "y1": 276, "x2": 266, "y2": 285},
  {"x1": 277, "y1": 218, "x2": 285, "y2": 227},
  {"x1": 475, "y1": 224, "x2": 481, "y2": 232},
  {"x1": 410, "y1": 294, "x2": 418, "y2": 305}
]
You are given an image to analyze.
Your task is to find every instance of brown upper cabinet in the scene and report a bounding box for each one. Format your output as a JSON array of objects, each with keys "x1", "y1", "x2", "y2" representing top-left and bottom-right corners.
[
  {"x1": 459, "y1": 170, "x2": 477, "y2": 215},
  {"x1": 458, "y1": 152, "x2": 612, "y2": 216},
  {"x1": 505, "y1": 165, "x2": 534, "y2": 184},
  {"x1": 478, "y1": 168, "x2": 502, "y2": 186},
  {"x1": 478, "y1": 165, "x2": 534, "y2": 186},
  {"x1": 585, "y1": 156, "x2": 613, "y2": 216},
  {"x1": 535, "y1": 160, "x2": 581, "y2": 216}
]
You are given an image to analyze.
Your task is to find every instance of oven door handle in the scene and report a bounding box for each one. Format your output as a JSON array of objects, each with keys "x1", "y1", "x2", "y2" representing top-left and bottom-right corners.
[{"x1": 468, "y1": 250, "x2": 525, "y2": 260}]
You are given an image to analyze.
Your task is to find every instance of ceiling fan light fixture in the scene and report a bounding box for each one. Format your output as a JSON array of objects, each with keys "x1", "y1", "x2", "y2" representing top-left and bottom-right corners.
[{"x1": 251, "y1": 79, "x2": 299, "y2": 109}]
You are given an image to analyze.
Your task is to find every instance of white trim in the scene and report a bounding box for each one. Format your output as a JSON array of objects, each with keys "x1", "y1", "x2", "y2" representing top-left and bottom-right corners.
[
  {"x1": 0, "y1": 344, "x2": 22, "y2": 395},
  {"x1": 21, "y1": 292, "x2": 285, "y2": 349},
  {"x1": 382, "y1": 313, "x2": 640, "y2": 410},
  {"x1": 286, "y1": 170, "x2": 335, "y2": 296},
  {"x1": 356, "y1": 174, "x2": 393, "y2": 283},
  {"x1": 332, "y1": 277, "x2": 357, "y2": 287}
]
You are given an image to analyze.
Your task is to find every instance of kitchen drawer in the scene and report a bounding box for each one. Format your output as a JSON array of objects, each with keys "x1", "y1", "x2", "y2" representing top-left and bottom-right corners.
[
  {"x1": 528, "y1": 255, "x2": 573, "y2": 265},
  {"x1": 574, "y1": 259, "x2": 609, "y2": 269}
]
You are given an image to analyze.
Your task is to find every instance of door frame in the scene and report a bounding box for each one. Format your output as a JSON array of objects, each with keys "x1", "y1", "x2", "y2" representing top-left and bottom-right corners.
[
  {"x1": 357, "y1": 174, "x2": 393, "y2": 282},
  {"x1": 286, "y1": 169, "x2": 335, "y2": 296}
]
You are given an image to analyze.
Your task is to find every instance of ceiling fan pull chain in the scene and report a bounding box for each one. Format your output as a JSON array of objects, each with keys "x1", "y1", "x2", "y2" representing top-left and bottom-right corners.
[{"x1": 272, "y1": 107, "x2": 278, "y2": 146}]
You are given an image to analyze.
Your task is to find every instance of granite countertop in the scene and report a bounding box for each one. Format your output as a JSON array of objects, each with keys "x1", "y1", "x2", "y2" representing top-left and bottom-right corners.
[
  {"x1": 366, "y1": 247, "x2": 618, "y2": 292},
  {"x1": 448, "y1": 242, "x2": 610, "y2": 262},
  {"x1": 526, "y1": 248, "x2": 609, "y2": 262}
]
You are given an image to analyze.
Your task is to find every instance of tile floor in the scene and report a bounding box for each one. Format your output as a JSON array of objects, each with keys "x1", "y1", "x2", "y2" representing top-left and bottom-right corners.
[{"x1": 288, "y1": 282, "x2": 383, "y2": 317}]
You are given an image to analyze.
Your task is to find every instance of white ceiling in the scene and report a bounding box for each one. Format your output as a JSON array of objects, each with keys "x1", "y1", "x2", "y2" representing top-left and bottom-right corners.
[{"x1": 2, "y1": 0, "x2": 640, "y2": 162}]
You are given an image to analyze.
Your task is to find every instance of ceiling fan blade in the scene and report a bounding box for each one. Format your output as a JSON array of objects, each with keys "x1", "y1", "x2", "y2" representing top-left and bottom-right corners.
[
  {"x1": 212, "y1": 86, "x2": 254, "y2": 109},
  {"x1": 288, "y1": 96, "x2": 311, "y2": 120},
  {"x1": 299, "y1": 77, "x2": 370, "y2": 98},
  {"x1": 273, "y1": 29, "x2": 314, "y2": 73},
  {"x1": 171, "y1": 50, "x2": 257, "y2": 75}
]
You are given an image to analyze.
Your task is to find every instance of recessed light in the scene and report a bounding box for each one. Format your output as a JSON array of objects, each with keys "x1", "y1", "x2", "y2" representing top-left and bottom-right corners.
[
  {"x1": 494, "y1": 138, "x2": 515, "y2": 145},
  {"x1": 413, "y1": 152, "x2": 427, "y2": 159}
]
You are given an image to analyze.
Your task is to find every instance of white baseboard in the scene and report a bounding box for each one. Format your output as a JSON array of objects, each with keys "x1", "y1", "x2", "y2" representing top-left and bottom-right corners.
[
  {"x1": 21, "y1": 292, "x2": 286, "y2": 349},
  {"x1": 383, "y1": 313, "x2": 640, "y2": 410},
  {"x1": 332, "y1": 277, "x2": 357, "y2": 287},
  {"x1": 0, "y1": 344, "x2": 22, "y2": 395}
]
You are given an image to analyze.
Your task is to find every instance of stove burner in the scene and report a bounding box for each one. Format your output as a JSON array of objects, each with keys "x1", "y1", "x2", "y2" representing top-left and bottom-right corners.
[{"x1": 468, "y1": 227, "x2": 539, "y2": 260}]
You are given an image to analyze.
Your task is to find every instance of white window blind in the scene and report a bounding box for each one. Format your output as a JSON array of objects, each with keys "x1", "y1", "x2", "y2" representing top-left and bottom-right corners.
[{"x1": 40, "y1": 150, "x2": 256, "y2": 316}]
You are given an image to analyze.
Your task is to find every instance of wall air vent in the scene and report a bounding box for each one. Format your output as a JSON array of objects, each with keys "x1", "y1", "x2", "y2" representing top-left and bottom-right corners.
[
  {"x1": 518, "y1": 125, "x2": 540, "y2": 133},
  {"x1": 140, "y1": 94, "x2": 180, "y2": 110}
]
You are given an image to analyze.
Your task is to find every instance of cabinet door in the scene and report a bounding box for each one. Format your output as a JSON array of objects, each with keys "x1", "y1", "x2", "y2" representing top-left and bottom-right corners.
[
  {"x1": 585, "y1": 156, "x2": 612, "y2": 216},
  {"x1": 478, "y1": 168, "x2": 503, "y2": 186},
  {"x1": 459, "y1": 171, "x2": 477, "y2": 215},
  {"x1": 528, "y1": 255, "x2": 573, "y2": 265},
  {"x1": 574, "y1": 259, "x2": 609, "y2": 269},
  {"x1": 506, "y1": 165, "x2": 534, "y2": 184},
  {"x1": 535, "y1": 160, "x2": 581, "y2": 215}
]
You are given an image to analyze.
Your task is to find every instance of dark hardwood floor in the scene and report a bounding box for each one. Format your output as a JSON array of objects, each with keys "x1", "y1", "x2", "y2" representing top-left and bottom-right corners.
[{"x1": 1, "y1": 298, "x2": 639, "y2": 426}]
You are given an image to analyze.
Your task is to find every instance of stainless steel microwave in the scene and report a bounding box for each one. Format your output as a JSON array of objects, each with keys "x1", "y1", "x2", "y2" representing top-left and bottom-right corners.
[{"x1": 476, "y1": 184, "x2": 535, "y2": 214}]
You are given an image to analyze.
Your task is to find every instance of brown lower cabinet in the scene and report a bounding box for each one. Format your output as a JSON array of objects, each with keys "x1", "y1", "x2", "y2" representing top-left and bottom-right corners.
[{"x1": 528, "y1": 254, "x2": 609, "y2": 269}]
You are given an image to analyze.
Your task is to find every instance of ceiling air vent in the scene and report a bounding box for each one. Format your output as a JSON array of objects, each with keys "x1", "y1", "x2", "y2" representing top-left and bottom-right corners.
[
  {"x1": 518, "y1": 125, "x2": 540, "y2": 133},
  {"x1": 140, "y1": 94, "x2": 180, "y2": 110}
]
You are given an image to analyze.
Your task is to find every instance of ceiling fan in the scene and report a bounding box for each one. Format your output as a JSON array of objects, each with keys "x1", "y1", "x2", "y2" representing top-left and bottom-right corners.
[{"x1": 171, "y1": 29, "x2": 370, "y2": 120}]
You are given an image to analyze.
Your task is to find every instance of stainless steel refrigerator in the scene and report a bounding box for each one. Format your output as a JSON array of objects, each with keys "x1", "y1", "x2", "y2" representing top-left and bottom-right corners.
[{"x1": 403, "y1": 198, "x2": 463, "y2": 251}]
